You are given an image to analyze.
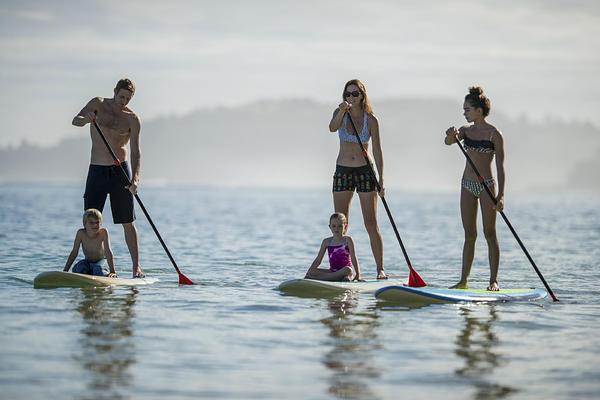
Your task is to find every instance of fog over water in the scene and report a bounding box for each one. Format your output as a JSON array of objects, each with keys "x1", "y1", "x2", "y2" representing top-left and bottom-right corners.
[{"x1": 1, "y1": 98, "x2": 599, "y2": 192}]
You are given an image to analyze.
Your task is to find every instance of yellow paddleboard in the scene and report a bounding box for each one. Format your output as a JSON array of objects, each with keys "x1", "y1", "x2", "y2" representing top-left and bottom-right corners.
[{"x1": 33, "y1": 271, "x2": 159, "y2": 289}]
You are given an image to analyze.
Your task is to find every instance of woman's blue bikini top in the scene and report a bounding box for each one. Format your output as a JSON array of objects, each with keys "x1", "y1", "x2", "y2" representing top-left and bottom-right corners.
[{"x1": 338, "y1": 112, "x2": 370, "y2": 144}]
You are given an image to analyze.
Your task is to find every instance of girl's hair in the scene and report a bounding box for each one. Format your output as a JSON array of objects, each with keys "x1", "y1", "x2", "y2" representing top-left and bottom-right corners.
[
  {"x1": 343, "y1": 79, "x2": 374, "y2": 114},
  {"x1": 464, "y1": 86, "x2": 491, "y2": 117},
  {"x1": 83, "y1": 208, "x2": 103, "y2": 226},
  {"x1": 329, "y1": 212, "x2": 348, "y2": 233}
]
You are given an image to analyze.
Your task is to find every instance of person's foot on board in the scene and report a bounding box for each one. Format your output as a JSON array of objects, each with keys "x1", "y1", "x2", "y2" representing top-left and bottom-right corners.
[
  {"x1": 450, "y1": 281, "x2": 468, "y2": 289},
  {"x1": 377, "y1": 270, "x2": 388, "y2": 280},
  {"x1": 487, "y1": 281, "x2": 500, "y2": 291},
  {"x1": 133, "y1": 266, "x2": 145, "y2": 278}
]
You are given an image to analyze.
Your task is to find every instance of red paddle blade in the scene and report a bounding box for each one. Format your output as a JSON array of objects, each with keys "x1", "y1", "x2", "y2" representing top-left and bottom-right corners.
[
  {"x1": 178, "y1": 272, "x2": 195, "y2": 285},
  {"x1": 408, "y1": 267, "x2": 427, "y2": 287}
]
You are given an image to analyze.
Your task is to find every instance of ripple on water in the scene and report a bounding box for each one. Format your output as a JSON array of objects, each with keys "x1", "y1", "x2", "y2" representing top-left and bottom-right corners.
[{"x1": 1, "y1": 187, "x2": 599, "y2": 400}]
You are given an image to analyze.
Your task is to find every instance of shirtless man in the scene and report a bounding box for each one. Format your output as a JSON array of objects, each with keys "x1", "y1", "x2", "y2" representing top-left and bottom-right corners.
[{"x1": 72, "y1": 78, "x2": 144, "y2": 278}]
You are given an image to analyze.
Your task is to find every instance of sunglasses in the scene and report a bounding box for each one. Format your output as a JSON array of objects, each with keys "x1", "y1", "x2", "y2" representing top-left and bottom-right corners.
[{"x1": 344, "y1": 91, "x2": 361, "y2": 98}]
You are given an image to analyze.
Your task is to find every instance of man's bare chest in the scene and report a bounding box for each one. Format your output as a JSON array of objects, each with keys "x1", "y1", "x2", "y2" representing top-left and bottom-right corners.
[{"x1": 96, "y1": 107, "x2": 131, "y2": 134}]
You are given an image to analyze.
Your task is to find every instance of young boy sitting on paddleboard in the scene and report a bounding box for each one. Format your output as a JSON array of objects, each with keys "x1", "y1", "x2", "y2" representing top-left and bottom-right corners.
[
  {"x1": 304, "y1": 212, "x2": 362, "y2": 281},
  {"x1": 63, "y1": 209, "x2": 117, "y2": 277}
]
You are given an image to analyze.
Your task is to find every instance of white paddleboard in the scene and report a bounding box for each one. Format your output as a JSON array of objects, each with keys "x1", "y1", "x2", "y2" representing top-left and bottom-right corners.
[
  {"x1": 375, "y1": 286, "x2": 548, "y2": 304},
  {"x1": 278, "y1": 278, "x2": 407, "y2": 297},
  {"x1": 33, "y1": 271, "x2": 159, "y2": 289}
]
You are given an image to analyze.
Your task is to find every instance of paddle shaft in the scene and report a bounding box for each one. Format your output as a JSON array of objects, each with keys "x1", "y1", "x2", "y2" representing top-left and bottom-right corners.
[
  {"x1": 343, "y1": 111, "x2": 415, "y2": 270},
  {"x1": 453, "y1": 135, "x2": 558, "y2": 301},
  {"x1": 91, "y1": 121, "x2": 187, "y2": 279}
]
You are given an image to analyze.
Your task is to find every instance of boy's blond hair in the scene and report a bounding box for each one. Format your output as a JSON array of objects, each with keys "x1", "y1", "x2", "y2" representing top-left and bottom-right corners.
[{"x1": 83, "y1": 208, "x2": 103, "y2": 226}]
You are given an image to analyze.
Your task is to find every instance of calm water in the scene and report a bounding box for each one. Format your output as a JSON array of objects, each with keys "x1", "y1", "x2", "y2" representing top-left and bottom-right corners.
[{"x1": 1, "y1": 185, "x2": 599, "y2": 400}]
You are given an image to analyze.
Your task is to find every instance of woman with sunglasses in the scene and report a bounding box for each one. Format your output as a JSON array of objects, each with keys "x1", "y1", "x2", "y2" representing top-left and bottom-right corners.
[{"x1": 328, "y1": 79, "x2": 386, "y2": 279}]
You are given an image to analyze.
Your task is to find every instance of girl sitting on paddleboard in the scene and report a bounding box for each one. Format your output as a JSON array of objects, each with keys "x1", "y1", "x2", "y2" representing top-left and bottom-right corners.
[
  {"x1": 305, "y1": 213, "x2": 362, "y2": 281},
  {"x1": 63, "y1": 208, "x2": 117, "y2": 277},
  {"x1": 329, "y1": 79, "x2": 386, "y2": 279},
  {"x1": 444, "y1": 86, "x2": 505, "y2": 291}
]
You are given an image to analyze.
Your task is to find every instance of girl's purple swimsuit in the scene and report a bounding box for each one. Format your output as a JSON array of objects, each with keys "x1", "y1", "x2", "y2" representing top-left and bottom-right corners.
[{"x1": 327, "y1": 242, "x2": 353, "y2": 272}]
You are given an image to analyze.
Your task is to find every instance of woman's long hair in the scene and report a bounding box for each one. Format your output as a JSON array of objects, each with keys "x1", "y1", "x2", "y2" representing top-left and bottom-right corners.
[{"x1": 343, "y1": 79, "x2": 373, "y2": 114}]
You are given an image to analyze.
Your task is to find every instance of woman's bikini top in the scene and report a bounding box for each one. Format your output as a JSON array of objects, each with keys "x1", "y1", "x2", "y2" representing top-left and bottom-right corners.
[
  {"x1": 338, "y1": 112, "x2": 370, "y2": 144},
  {"x1": 463, "y1": 134, "x2": 495, "y2": 154}
]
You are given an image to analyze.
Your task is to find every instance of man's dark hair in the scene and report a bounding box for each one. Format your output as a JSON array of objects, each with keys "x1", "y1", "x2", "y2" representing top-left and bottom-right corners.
[{"x1": 115, "y1": 78, "x2": 135, "y2": 95}]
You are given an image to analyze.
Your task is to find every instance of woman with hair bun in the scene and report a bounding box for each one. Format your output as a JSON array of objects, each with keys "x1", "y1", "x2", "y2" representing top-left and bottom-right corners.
[{"x1": 444, "y1": 86, "x2": 505, "y2": 291}]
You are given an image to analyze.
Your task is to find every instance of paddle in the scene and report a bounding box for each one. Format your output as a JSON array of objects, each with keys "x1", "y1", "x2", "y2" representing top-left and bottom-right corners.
[
  {"x1": 344, "y1": 111, "x2": 426, "y2": 287},
  {"x1": 452, "y1": 134, "x2": 558, "y2": 301},
  {"x1": 92, "y1": 120, "x2": 194, "y2": 285}
]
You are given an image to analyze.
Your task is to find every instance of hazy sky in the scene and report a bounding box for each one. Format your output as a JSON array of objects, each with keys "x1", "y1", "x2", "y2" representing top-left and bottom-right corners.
[{"x1": 1, "y1": 0, "x2": 599, "y2": 146}]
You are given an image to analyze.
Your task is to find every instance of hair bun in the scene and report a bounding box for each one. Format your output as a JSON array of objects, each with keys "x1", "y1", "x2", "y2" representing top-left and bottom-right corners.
[{"x1": 469, "y1": 86, "x2": 484, "y2": 96}]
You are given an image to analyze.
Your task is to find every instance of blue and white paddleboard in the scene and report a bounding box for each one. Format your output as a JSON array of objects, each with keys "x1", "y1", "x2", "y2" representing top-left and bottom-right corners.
[
  {"x1": 33, "y1": 271, "x2": 159, "y2": 289},
  {"x1": 375, "y1": 286, "x2": 547, "y2": 304},
  {"x1": 278, "y1": 278, "x2": 406, "y2": 297}
]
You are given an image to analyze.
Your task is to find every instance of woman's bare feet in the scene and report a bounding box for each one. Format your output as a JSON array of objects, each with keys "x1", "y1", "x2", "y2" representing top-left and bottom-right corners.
[
  {"x1": 133, "y1": 266, "x2": 145, "y2": 278},
  {"x1": 377, "y1": 270, "x2": 388, "y2": 280},
  {"x1": 487, "y1": 281, "x2": 500, "y2": 291},
  {"x1": 450, "y1": 281, "x2": 468, "y2": 289}
]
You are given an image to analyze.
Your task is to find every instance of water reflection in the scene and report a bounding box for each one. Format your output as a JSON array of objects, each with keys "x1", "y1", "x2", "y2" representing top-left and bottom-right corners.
[
  {"x1": 320, "y1": 293, "x2": 382, "y2": 399},
  {"x1": 74, "y1": 287, "x2": 138, "y2": 400},
  {"x1": 454, "y1": 306, "x2": 518, "y2": 399}
]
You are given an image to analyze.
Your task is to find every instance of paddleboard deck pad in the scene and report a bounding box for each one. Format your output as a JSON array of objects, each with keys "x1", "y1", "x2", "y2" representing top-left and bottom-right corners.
[
  {"x1": 278, "y1": 278, "x2": 406, "y2": 297},
  {"x1": 375, "y1": 286, "x2": 548, "y2": 304},
  {"x1": 33, "y1": 271, "x2": 159, "y2": 289}
]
